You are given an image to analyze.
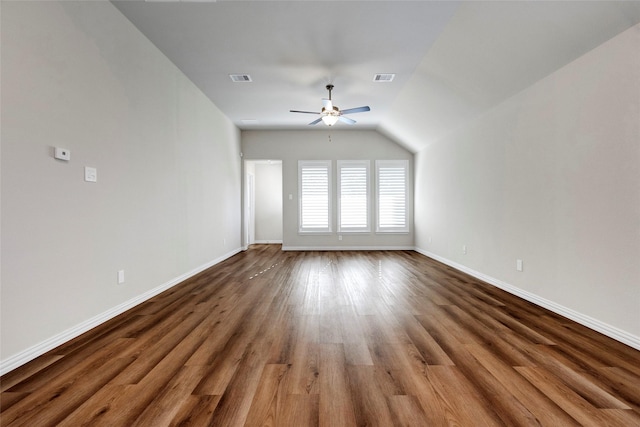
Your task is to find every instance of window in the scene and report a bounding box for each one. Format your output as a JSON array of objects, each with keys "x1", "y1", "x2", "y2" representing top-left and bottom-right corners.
[
  {"x1": 338, "y1": 160, "x2": 370, "y2": 232},
  {"x1": 299, "y1": 160, "x2": 332, "y2": 233},
  {"x1": 376, "y1": 160, "x2": 409, "y2": 233}
]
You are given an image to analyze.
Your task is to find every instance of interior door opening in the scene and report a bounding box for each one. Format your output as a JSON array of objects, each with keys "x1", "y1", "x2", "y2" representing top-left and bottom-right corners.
[{"x1": 244, "y1": 160, "x2": 283, "y2": 248}]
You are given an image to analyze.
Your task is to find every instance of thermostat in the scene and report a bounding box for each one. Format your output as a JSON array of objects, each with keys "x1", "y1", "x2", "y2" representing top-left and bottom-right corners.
[{"x1": 54, "y1": 147, "x2": 71, "y2": 161}]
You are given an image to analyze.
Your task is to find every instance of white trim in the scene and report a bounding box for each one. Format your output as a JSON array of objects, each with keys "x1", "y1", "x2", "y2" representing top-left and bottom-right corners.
[
  {"x1": 414, "y1": 247, "x2": 640, "y2": 351},
  {"x1": 254, "y1": 240, "x2": 283, "y2": 244},
  {"x1": 0, "y1": 248, "x2": 243, "y2": 376},
  {"x1": 7, "y1": 245, "x2": 635, "y2": 375},
  {"x1": 282, "y1": 245, "x2": 414, "y2": 251}
]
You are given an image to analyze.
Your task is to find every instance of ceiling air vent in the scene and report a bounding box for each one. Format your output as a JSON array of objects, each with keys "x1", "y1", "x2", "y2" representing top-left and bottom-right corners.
[
  {"x1": 373, "y1": 73, "x2": 395, "y2": 82},
  {"x1": 230, "y1": 74, "x2": 252, "y2": 82}
]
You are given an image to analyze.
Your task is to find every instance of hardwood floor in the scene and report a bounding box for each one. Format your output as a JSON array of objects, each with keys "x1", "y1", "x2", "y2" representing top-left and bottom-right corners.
[{"x1": 2, "y1": 245, "x2": 639, "y2": 426}]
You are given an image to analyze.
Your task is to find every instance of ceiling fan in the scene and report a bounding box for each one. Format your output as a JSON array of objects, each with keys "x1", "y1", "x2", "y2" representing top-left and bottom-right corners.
[{"x1": 290, "y1": 84, "x2": 370, "y2": 126}]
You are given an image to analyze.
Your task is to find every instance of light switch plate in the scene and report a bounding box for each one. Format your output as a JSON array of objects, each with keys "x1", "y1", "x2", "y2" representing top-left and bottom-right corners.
[
  {"x1": 54, "y1": 147, "x2": 71, "y2": 161},
  {"x1": 84, "y1": 167, "x2": 97, "y2": 182}
]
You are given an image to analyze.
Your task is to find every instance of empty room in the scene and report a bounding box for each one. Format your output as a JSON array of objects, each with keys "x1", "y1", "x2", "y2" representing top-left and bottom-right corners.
[{"x1": 1, "y1": 1, "x2": 639, "y2": 425}]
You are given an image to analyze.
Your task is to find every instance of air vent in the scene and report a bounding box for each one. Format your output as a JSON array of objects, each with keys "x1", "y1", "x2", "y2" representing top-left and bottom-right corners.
[
  {"x1": 373, "y1": 73, "x2": 395, "y2": 82},
  {"x1": 230, "y1": 74, "x2": 252, "y2": 82}
]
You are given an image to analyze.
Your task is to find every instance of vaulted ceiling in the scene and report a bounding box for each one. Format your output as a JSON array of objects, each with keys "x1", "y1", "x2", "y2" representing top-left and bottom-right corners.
[{"x1": 112, "y1": 1, "x2": 640, "y2": 152}]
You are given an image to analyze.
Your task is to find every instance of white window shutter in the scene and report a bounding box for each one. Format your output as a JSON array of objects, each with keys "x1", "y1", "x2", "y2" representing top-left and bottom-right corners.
[
  {"x1": 338, "y1": 161, "x2": 370, "y2": 232},
  {"x1": 299, "y1": 161, "x2": 332, "y2": 232},
  {"x1": 376, "y1": 160, "x2": 408, "y2": 233}
]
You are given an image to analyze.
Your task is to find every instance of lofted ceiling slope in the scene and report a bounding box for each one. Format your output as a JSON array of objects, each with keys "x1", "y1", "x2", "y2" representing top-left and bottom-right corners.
[{"x1": 112, "y1": 1, "x2": 640, "y2": 153}]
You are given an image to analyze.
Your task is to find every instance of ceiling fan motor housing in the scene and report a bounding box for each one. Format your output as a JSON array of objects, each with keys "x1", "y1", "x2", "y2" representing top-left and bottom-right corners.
[{"x1": 321, "y1": 106, "x2": 340, "y2": 115}]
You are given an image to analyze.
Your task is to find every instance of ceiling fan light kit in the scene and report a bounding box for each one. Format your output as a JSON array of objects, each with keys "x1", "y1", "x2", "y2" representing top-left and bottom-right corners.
[
  {"x1": 290, "y1": 84, "x2": 370, "y2": 126},
  {"x1": 321, "y1": 114, "x2": 339, "y2": 126}
]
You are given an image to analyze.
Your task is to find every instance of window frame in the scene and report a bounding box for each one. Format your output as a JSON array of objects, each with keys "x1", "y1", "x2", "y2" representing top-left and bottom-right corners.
[{"x1": 337, "y1": 160, "x2": 371, "y2": 233}]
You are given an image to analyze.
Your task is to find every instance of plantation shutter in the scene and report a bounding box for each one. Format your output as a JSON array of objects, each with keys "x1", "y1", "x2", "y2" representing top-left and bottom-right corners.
[
  {"x1": 299, "y1": 161, "x2": 331, "y2": 232},
  {"x1": 338, "y1": 161, "x2": 369, "y2": 232},
  {"x1": 376, "y1": 160, "x2": 408, "y2": 232}
]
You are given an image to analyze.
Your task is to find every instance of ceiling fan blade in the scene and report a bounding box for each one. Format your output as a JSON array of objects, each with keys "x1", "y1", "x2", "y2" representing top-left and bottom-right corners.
[
  {"x1": 338, "y1": 116, "x2": 356, "y2": 125},
  {"x1": 322, "y1": 98, "x2": 333, "y2": 110},
  {"x1": 290, "y1": 110, "x2": 320, "y2": 115},
  {"x1": 308, "y1": 118, "x2": 323, "y2": 125},
  {"x1": 340, "y1": 106, "x2": 370, "y2": 115}
]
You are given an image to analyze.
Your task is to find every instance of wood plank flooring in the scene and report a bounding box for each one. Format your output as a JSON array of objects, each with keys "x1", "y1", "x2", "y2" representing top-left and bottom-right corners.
[{"x1": 2, "y1": 245, "x2": 639, "y2": 426}]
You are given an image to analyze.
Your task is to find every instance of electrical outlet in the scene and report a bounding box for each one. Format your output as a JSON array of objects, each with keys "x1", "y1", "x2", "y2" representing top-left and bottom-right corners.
[
  {"x1": 117, "y1": 270, "x2": 125, "y2": 284},
  {"x1": 462, "y1": 244, "x2": 467, "y2": 254},
  {"x1": 516, "y1": 259, "x2": 523, "y2": 272},
  {"x1": 338, "y1": 235, "x2": 343, "y2": 241}
]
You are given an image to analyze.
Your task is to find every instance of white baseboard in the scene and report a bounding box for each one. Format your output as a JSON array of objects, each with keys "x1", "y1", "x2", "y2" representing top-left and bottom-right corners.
[
  {"x1": 281, "y1": 245, "x2": 414, "y2": 251},
  {"x1": 6, "y1": 246, "x2": 635, "y2": 376},
  {"x1": 414, "y1": 247, "x2": 640, "y2": 351},
  {"x1": 0, "y1": 247, "x2": 242, "y2": 376},
  {"x1": 254, "y1": 240, "x2": 283, "y2": 244}
]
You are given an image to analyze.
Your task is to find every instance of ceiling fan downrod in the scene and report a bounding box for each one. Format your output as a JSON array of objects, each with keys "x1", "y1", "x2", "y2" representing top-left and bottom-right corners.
[{"x1": 326, "y1": 84, "x2": 334, "y2": 100}]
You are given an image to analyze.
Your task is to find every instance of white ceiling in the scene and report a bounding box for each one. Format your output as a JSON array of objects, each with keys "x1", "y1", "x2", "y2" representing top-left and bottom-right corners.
[{"x1": 112, "y1": 1, "x2": 640, "y2": 152}]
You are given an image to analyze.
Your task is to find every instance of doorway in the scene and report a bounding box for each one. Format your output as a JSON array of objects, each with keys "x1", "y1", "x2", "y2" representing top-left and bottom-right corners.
[{"x1": 244, "y1": 160, "x2": 283, "y2": 248}]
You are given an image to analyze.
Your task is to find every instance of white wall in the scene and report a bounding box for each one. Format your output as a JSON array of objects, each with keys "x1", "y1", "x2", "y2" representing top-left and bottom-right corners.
[
  {"x1": 414, "y1": 24, "x2": 640, "y2": 347},
  {"x1": 254, "y1": 162, "x2": 283, "y2": 243},
  {"x1": 1, "y1": 1, "x2": 242, "y2": 372},
  {"x1": 242, "y1": 130, "x2": 414, "y2": 250}
]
